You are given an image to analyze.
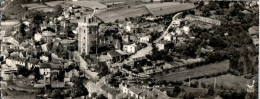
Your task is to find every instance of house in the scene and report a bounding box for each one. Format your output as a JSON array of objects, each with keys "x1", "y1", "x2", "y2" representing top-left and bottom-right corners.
[
  {"x1": 125, "y1": 21, "x2": 139, "y2": 33},
  {"x1": 50, "y1": 63, "x2": 65, "y2": 88},
  {"x1": 35, "y1": 31, "x2": 57, "y2": 42},
  {"x1": 156, "y1": 43, "x2": 165, "y2": 51},
  {"x1": 248, "y1": 26, "x2": 259, "y2": 46},
  {"x1": 109, "y1": 63, "x2": 124, "y2": 73},
  {"x1": 2, "y1": 37, "x2": 19, "y2": 45},
  {"x1": 182, "y1": 26, "x2": 190, "y2": 34},
  {"x1": 172, "y1": 19, "x2": 181, "y2": 27},
  {"x1": 119, "y1": 83, "x2": 142, "y2": 98},
  {"x1": 119, "y1": 83, "x2": 170, "y2": 99},
  {"x1": 40, "y1": 52, "x2": 51, "y2": 63},
  {"x1": 107, "y1": 50, "x2": 127, "y2": 63},
  {"x1": 0, "y1": 30, "x2": 6, "y2": 39},
  {"x1": 34, "y1": 33, "x2": 42, "y2": 41},
  {"x1": 123, "y1": 43, "x2": 137, "y2": 54},
  {"x1": 39, "y1": 63, "x2": 51, "y2": 85},
  {"x1": 163, "y1": 34, "x2": 172, "y2": 42},
  {"x1": 26, "y1": 58, "x2": 40, "y2": 70},
  {"x1": 65, "y1": 69, "x2": 80, "y2": 78},
  {"x1": 138, "y1": 35, "x2": 151, "y2": 43},
  {"x1": 6, "y1": 57, "x2": 26, "y2": 69},
  {"x1": 100, "y1": 84, "x2": 119, "y2": 99}
]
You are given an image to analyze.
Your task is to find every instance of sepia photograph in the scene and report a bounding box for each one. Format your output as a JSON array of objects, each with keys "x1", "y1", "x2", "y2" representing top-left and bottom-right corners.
[{"x1": 0, "y1": 0, "x2": 259, "y2": 99}]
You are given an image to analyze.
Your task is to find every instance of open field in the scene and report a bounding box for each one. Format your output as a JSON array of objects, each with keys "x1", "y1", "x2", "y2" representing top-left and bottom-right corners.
[
  {"x1": 156, "y1": 60, "x2": 230, "y2": 81},
  {"x1": 96, "y1": 6, "x2": 150, "y2": 23},
  {"x1": 45, "y1": 1, "x2": 64, "y2": 7},
  {"x1": 21, "y1": 3, "x2": 53, "y2": 12},
  {"x1": 21, "y1": 3, "x2": 46, "y2": 10},
  {"x1": 148, "y1": 3, "x2": 195, "y2": 16},
  {"x1": 67, "y1": 1, "x2": 107, "y2": 9},
  {"x1": 198, "y1": 74, "x2": 252, "y2": 90},
  {"x1": 1, "y1": 89, "x2": 36, "y2": 99}
]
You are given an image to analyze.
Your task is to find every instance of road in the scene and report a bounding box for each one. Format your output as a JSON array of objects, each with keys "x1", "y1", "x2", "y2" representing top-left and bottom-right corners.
[
  {"x1": 130, "y1": 12, "x2": 183, "y2": 59},
  {"x1": 153, "y1": 12, "x2": 183, "y2": 43}
]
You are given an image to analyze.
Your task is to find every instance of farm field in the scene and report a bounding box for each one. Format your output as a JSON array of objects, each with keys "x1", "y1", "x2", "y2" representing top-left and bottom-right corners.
[
  {"x1": 21, "y1": 3, "x2": 46, "y2": 10},
  {"x1": 134, "y1": 2, "x2": 180, "y2": 8},
  {"x1": 21, "y1": 3, "x2": 53, "y2": 12},
  {"x1": 148, "y1": 3, "x2": 195, "y2": 16},
  {"x1": 96, "y1": 6, "x2": 150, "y2": 23},
  {"x1": 198, "y1": 74, "x2": 253, "y2": 90},
  {"x1": 66, "y1": 1, "x2": 107, "y2": 9},
  {"x1": 45, "y1": 1, "x2": 64, "y2": 7},
  {"x1": 156, "y1": 60, "x2": 230, "y2": 81}
]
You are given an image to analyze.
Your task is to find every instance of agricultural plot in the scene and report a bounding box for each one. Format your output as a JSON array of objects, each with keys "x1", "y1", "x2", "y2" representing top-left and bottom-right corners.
[
  {"x1": 199, "y1": 74, "x2": 252, "y2": 90},
  {"x1": 147, "y1": 3, "x2": 195, "y2": 16},
  {"x1": 45, "y1": 1, "x2": 64, "y2": 7},
  {"x1": 21, "y1": 3, "x2": 53, "y2": 12},
  {"x1": 67, "y1": 1, "x2": 107, "y2": 9},
  {"x1": 156, "y1": 60, "x2": 230, "y2": 81},
  {"x1": 96, "y1": 6, "x2": 150, "y2": 23},
  {"x1": 21, "y1": 3, "x2": 46, "y2": 10}
]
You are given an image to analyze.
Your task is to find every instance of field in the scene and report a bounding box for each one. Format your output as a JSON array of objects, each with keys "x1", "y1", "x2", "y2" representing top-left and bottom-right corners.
[
  {"x1": 198, "y1": 74, "x2": 253, "y2": 90},
  {"x1": 67, "y1": 1, "x2": 107, "y2": 9},
  {"x1": 156, "y1": 60, "x2": 230, "y2": 81},
  {"x1": 96, "y1": 6, "x2": 150, "y2": 23},
  {"x1": 148, "y1": 3, "x2": 195, "y2": 16},
  {"x1": 45, "y1": 1, "x2": 64, "y2": 7},
  {"x1": 21, "y1": 3, "x2": 53, "y2": 12}
]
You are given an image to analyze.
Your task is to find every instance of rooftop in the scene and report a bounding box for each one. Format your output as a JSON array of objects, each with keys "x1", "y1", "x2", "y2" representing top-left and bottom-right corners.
[
  {"x1": 248, "y1": 26, "x2": 259, "y2": 35},
  {"x1": 40, "y1": 63, "x2": 51, "y2": 68},
  {"x1": 107, "y1": 50, "x2": 122, "y2": 57},
  {"x1": 128, "y1": 86, "x2": 142, "y2": 95},
  {"x1": 100, "y1": 84, "x2": 118, "y2": 95}
]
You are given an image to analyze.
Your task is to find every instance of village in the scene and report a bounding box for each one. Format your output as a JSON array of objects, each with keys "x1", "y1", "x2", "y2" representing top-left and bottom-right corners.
[{"x1": 0, "y1": 0, "x2": 259, "y2": 99}]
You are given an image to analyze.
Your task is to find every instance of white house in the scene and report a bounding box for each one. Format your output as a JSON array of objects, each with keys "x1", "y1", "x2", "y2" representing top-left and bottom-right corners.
[
  {"x1": 34, "y1": 33, "x2": 42, "y2": 41},
  {"x1": 123, "y1": 43, "x2": 137, "y2": 53},
  {"x1": 139, "y1": 35, "x2": 151, "y2": 42},
  {"x1": 156, "y1": 43, "x2": 165, "y2": 51},
  {"x1": 175, "y1": 28, "x2": 183, "y2": 35},
  {"x1": 0, "y1": 30, "x2": 6, "y2": 39},
  {"x1": 172, "y1": 19, "x2": 181, "y2": 27},
  {"x1": 183, "y1": 26, "x2": 190, "y2": 34},
  {"x1": 164, "y1": 34, "x2": 172, "y2": 42}
]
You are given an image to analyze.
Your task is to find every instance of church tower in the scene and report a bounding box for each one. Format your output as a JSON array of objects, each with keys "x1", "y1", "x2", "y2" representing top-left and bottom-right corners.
[{"x1": 78, "y1": 15, "x2": 99, "y2": 56}]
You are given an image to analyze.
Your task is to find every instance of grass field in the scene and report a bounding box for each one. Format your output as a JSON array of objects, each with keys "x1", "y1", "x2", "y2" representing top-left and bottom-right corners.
[
  {"x1": 148, "y1": 3, "x2": 195, "y2": 16},
  {"x1": 156, "y1": 60, "x2": 230, "y2": 81},
  {"x1": 45, "y1": 1, "x2": 64, "y2": 7},
  {"x1": 96, "y1": 6, "x2": 150, "y2": 23},
  {"x1": 198, "y1": 74, "x2": 252, "y2": 90},
  {"x1": 67, "y1": 1, "x2": 107, "y2": 9}
]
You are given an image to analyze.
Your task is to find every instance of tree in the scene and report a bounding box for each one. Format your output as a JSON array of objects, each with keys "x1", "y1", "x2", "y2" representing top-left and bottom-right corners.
[
  {"x1": 201, "y1": 7, "x2": 211, "y2": 17},
  {"x1": 70, "y1": 77, "x2": 89, "y2": 98},
  {"x1": 96, "y1": 94, "x2": 107, "y2": 99},
  {"x1": 167, "y1": 86, "x2": 181, "y2": 97},
  {"x1": 183, "y1": 92, "x2": 195, "y2": 99},
  {"x1": 20, "y1": 21, "x2": 26, "y2": 37},
  {"x1": 207, "y1": 86, "x2": 214, "y2": 96},
  {"x1": 53, "y1": 5, "x2": 63, "y2": 17},
  {"x1": 52, "y1": 89, "x2": 63, "y2": 99}
]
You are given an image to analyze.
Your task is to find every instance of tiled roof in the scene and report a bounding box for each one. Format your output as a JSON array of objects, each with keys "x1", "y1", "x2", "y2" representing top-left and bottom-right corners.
[
  {"x1": 129, "y1": 86, "x2": 142, "y2": 95},
  {"x1": 100, "y1": 84, "x2": 118, "y2": 95},
  {"x1": 108, "y1": 50, "x2": 122, "y2": 57},
  {"x1": 248, "y1": 26, "x2": 259, "y2": 35},
  {"x1": 40, "y1": 63, "x2": 51, "y2": 68}
]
